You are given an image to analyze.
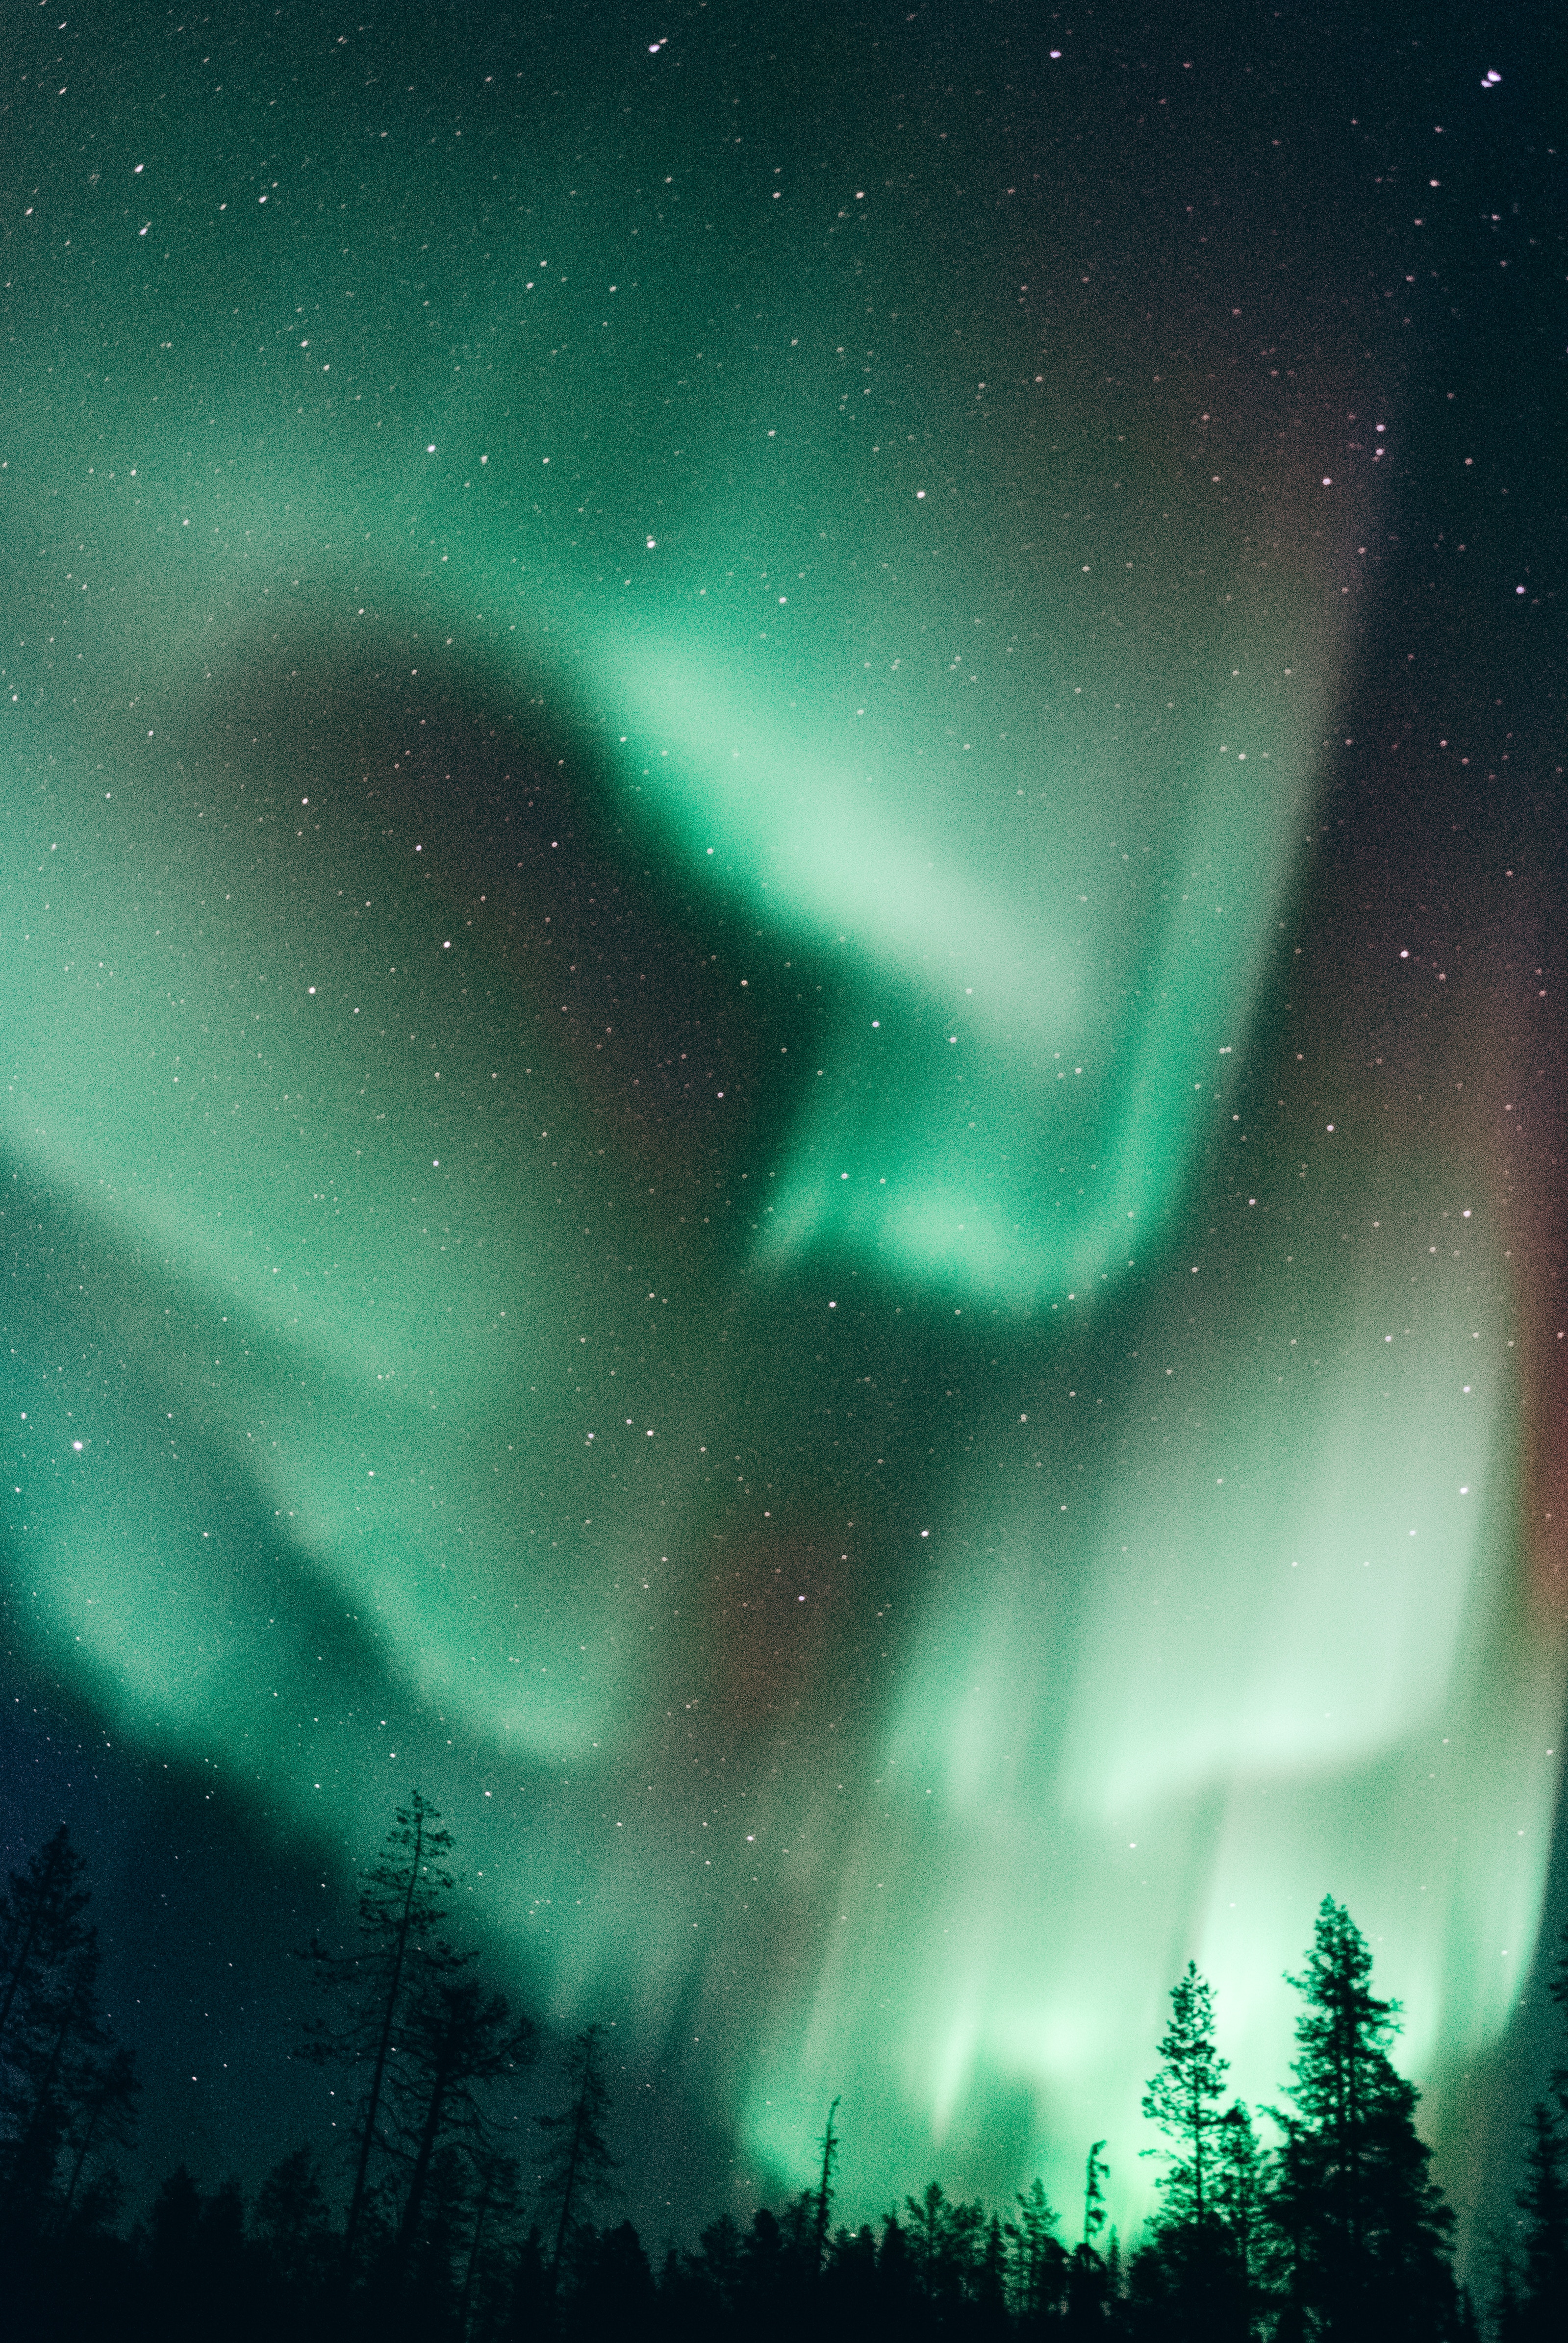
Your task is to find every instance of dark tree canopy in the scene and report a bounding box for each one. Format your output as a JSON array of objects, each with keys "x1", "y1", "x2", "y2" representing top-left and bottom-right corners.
[
  {"x1": 1269, "y1": 1897, "x2": 1461, "y2": 2342},
  {"x1": 0, "y1": 1825, "x2": 136, "y2": 2257},
  {"x1": 0, "y1": 1823, "x2": 1502, "y2": 2343}
]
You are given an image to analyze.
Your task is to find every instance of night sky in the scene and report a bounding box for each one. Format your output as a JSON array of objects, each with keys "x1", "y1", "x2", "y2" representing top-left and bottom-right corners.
[{"x1": 1, "y1": 0, "x2": 1563, "y2": 2267}]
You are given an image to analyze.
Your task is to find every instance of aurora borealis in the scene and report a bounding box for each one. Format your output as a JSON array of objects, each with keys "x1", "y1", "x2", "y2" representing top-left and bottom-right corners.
[{"x1": 2, "y1": 0, "x2": 1564, "y2": 2249}]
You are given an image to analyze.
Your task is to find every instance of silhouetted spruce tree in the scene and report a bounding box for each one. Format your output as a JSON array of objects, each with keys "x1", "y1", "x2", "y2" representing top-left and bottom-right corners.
[
  {"x1": 0, "y1": 1824, "x2": 135, "y2": 2248},
  {"x1": 739, "y1": 2202, "x2": 815, "y2": 2343},
  {"x1": 499, "y1": 2222, "x2": 552, "y2": 2343},
  {"x1": 1266, "y1": 1896, "x2": 1460, "y2": 2340},
  {"x1": 1216, "y1": 2101, "x2": 1267, "y2": 2278},
  {"x1": 1048, "y1": 2142, "x2": 1108, "y2": 2335},
  {"x1": 570, "y1": 2216, "x2": 656, "y2": 2341},
  {"x1": 1005, "y1": 2177, "x2": 1069, "y2": 2328},
  {"x1": 905, "y1": 2180, "x2": 952, "y2": 2302},
  {"x1": 141, "y1": 2167, "x2": 259, "y2": 2343},
  {"x1": 977, "y1": 2210, "x2": 1011, "y2": 2337},
  {"x1": 536, "y1": 2021, "x2": 617, "y2": 2294},
  {"x1": 0, "y1": 1828, "x2": 95, "y2": 2336},
  {"x1": 394, "y1": 2139, "x2": 472, "y2": 2335},
  {"x1": 1495, "y1": 1921, "x2": 1568, "y2": 2343},
  {"x1": 1495, "y1": 2101, "x2": 1568, "y2": 2343},
  {"x1": 296, "y1": 1788, "x2": 463, "y2": 2273},
  {"x1": 143, "y1": 2165, "x2": 209, "y2": 2322},
  {"x1": 1142, "y1": 1962, "x2": 1229, "y2": 2229},
  {"x1": 903, "y1": 2178, "x2": 990, "y2": 2319},
  {"x1": 871, "y1": 2210, "x2": 931, "y2": 2343},
  {"x1": 1134, "y1": 1960, "x2": 1252, "y2": 2339},
  {"x1": 1081, "y1": 2139, "x2": 1109, "y2": 2249},
  {"x1": 809, "y1": 2095, "x2": 840, "y2": 2277},
  {"x1": 455, "y1": 2145, "x2": 524, "y2": 2341},
  {"x1": 1553, "y1": 1915, "x2": 1568, "y2": 2080},
  {"x1": 654, "y1": 2207, "x2": 744, "y2": 2343},
  {"x1": 821, "y1": 2219, "x2": 881, "y2": 2332},
  {"x1": 1065, "y1": 2240, "x2": 1113, "y2": 2338},
  {"x1": 253, "y1": 2144, "x2": 334, "y2": 2297}
]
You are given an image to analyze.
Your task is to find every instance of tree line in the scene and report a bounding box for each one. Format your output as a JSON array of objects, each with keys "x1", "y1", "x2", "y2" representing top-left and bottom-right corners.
[{"x1": 2, "y1": 1793, "x2": 1565, "y2": 2340}]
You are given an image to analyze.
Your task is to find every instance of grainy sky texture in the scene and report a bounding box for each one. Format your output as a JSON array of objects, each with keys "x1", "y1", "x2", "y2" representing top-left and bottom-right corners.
[{"x1": 1, "y1": 0, "x2": 1563, "y2": 2254}]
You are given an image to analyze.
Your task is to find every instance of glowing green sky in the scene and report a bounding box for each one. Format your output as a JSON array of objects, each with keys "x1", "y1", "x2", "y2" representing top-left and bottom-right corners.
[{"x1": 2, "y1": 0, "x2": 1562, "y2": 2239}]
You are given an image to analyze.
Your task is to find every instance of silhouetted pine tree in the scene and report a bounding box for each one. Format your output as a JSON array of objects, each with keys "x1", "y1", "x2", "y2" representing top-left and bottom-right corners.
[
  {"x1": 687, "y1": 2207, "x2": 747, "y2": 2330},
  {"x1": 1132, "y1": 1960, "x2": 1253, "y2": 2339},
  {"x1": 809, "y1": 2096, "x2": 840, "y2": 2277},
  {"x1": 1495, "y1": 1920, "x2": 1568, "y2": 2343},
  {"x1": 1064, "y1": 2237, "x2": 1113, "y2": 2337},
  {"x1": 1214, "y1": 2100, "x2": 1268, "y2": 2302},
  {"x1": 536, "y1": 2022, "x2": 618, "y2": 2298},
  {"x1": 1495, "y1": 2100, "x2": 1568, "y2": 2341},
  {"x1": 138, "y1": 2167, "x2": 260, "y2": 2343},
  {"x1": 396, "y1": 2140, "x2": 472, "y2": 2335},
  {"x1": 1142, "y1": 1963, "x2": 1230, "y2": 2231},
  {"x1": 876, "y1": 2211, "x2": 923, "y2": 2334},
  {"x1": 1055, "y1": 2140, "x2": 1112, "y2": 2334},
  {"x1": 253, "y1": 2143, "x2": 335, "y2": 2299},
  {"x1": 1266, "y1": 1897, "x2": 1460, "y2": 2341},
  {"x1": 569, "y1": 2216, "x2": 657, "y2": 2339},
  {"x1": 297, "y1": 1788, "x2": 464, "y2": 2274},
  {"x1": 454, "y1": 2146, "x2": 525, "y2": 2341},
  {"x1": 821, "y1": 2219, "x2": 882, "y2": 2334},
  {"x1": 382, "y1": 1974, "x2": 536, "y2": 2284},
  {"x1": 498, "y1": 2222, "x2": 552, "y2": 2343},
  {"x1": 1005, "y1": 2177, "x2": 1069, "y2": 2329},
  {"x1": 744, "y1": 2202, "x2": 814, "y2": 2341},
  {"x1": 977, "y1": 2211, "x2": 1012, "y2": 2338},
  {"x1": 3, "y1": 1810, "x2": 1515, "y2": 2343},
  {"x1": 905, "y1": 2178, "x2": 986, "y2": 2316},
  {"x1": 1081, "y1": 2139, "x2": 1110, "y2": 2250},
  {"x1": 0, "y1": 1824, "x2": 136, "y2": 2257}
]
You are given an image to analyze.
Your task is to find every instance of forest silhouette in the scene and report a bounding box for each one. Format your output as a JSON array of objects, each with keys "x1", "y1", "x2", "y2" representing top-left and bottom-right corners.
[{"x1": 3, "y1": 1795, "x2": 1564, "y2": 2341}]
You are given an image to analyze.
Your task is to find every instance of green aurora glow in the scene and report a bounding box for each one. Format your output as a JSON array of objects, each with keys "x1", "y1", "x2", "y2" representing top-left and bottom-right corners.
[{"x1": 1, "y1": 0, "x2": 1561, "y2": 2237}]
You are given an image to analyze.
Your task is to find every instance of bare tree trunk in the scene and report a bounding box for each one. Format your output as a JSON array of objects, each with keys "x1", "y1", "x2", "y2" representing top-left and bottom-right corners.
[
  {"x1": 458, "y1": 2172, "x2": 496, "y2": 2341},
  {"x1": 812, "y1": 2098, "x2": 840, "y2": 2276},
  {"x1": 392, "y1": 2059, "x2": 452, "y2": 2275},
  {"x1": 342, "y1": 1803, "x2": 425, "y2": 2269},
  {"x1": 59, "y1": 2096, "x2": 103, "y2": 2228},
  {"x1": 539, "y1": 2025, "x2": 612, "y2": 2295},
  {"x1": 3, "y1": 1983, "x2": 79, "y2": 2222},
  {"x1": 548, "y1": 2109, "x2": 586, "y2": 2293}
]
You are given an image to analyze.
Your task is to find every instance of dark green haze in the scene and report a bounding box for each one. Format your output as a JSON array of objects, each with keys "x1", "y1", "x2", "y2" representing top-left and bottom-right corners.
[{"x1": 2, "y1": 0, "x2": 1562, "y2": 2237}]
